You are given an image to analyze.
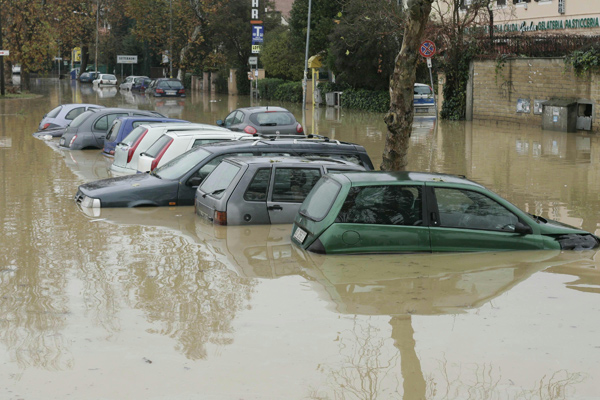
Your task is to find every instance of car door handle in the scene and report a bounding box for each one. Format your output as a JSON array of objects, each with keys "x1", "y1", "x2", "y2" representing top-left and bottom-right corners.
[
  {"x1": 430, "y1": 212, "x2": 439, "y2": 226},
  {"x1": 268, "y1": 205, "x2": 283, "y2": 211}
]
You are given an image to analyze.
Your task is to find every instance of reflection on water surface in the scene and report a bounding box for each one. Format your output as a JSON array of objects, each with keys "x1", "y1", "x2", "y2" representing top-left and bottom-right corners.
[{"x1": 0, "y1": 80, "x2": 599, "y2": 399}]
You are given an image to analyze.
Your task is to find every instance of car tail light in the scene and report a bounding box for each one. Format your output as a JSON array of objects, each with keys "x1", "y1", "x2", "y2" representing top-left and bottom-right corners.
[
  {"x1": 156, "y1": 89, "x2": 164, "y2": 94},
  {"x1": 69, "y1": 135, "x2": 77, "y2": 147},
  {"x1": 109, "y1": 150, "x2": 114, "y2": 155},
  {"x1": 100, "y1": 80, "x2": 103, "y2": 84},
  {"x1": 42, "y1": 123, "x2": 51, "y2": 130},
  {"x1": 243, "y1": 125, "x2": 257, "y2": 134},
  {"x1": 127, "y1": 129, "x2": 148, "y2": 164},
  {"x1": 178, "y1": 89, "x2": 185, "y2": 94},
  {"x1": 214, "y1": 210, "x2": 227, "y2": 225},
  {"x1": 296, "y1": 123, "x2": 304, "y2": 134},
  {"x1": 150, "y1": 138, "x2": 173, "y2": 171}
]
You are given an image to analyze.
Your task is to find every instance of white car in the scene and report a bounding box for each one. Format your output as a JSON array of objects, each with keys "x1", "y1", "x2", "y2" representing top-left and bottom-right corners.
[
  {"x1": 92, "y1": 73, "x2": 118, "y2": 87},
  {"x1": 119, "y1": 75, "x2": 148, "y2": 91},
  {"x1": 110, "y1": 123, "x2": 231, "y2": 176},
  {"x1": 137, "y1": 130, "x2": 245, "y2": 173}
]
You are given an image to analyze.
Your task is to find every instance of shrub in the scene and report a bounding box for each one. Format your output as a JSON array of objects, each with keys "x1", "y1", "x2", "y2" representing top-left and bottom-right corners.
[
  {"x1": 273, "y1": 81, "x2": 303, "y2": 103},
  {"x1": 257, "y1": 78, "x2": 286, "y2": 100}
]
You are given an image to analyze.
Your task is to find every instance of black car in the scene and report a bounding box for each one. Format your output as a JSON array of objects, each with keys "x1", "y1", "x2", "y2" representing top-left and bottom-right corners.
[
  {"x1": 146, "y1": 78, "x2": 186, "y2": 97},
  {"x1": 74, "y1": 136, "x2": 374, "y2": 209},
  {"x1": 79, "y1": 72, "x2": 99, "y2": 83}
]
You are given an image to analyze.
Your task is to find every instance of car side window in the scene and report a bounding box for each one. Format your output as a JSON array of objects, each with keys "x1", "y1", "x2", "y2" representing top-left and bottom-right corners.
[
  {"x1": 244, "y1": 168, "x2": 272, "y2": 201},
  {"x1": 434, "y1": 187, "x2": 519, "y2": 232},
  {"x1": 336, "y1": 185, "x2": 423, "y2": 226},
  {"x1": 192, "y1": 139, "x2": 228, "y2": 148},
  {"x1": 65, "y1": 107, "x2": 85, "y2": 120},
  {"x1": 94, "y1": 113, "x2": 127, "y2": 131},
  {"x1": 223, "y1": 111, "x2": 237, "y2": 127},
  {"x1": 300, "y1": 153, "x2": 362, "y2": 166},
  {"x1": 271, "y1": 168, "x2": 322, "y2": 203},
  {"x1": 233, "y1": 111, "x2": 245, "y2": 125}
]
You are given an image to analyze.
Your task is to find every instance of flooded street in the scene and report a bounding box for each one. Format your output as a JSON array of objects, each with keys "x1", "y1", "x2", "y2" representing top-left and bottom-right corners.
[{"x1": 1, "y1": 79, "x2": 600, "y2": 399}]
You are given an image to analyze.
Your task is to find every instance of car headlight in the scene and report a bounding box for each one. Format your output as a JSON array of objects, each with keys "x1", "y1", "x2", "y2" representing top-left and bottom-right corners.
[{"x1": 81, "y1": 196, "x2": 101, "y2": 208}]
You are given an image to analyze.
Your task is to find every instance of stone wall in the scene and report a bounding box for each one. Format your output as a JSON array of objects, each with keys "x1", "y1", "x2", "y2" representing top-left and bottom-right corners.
[{"x1": 470, "y1": 58, "x2": 600, "y2": 132}]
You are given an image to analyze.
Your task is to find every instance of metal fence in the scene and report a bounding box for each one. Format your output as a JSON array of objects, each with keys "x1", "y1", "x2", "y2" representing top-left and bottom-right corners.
[{"x1": 475, "y1": 34, "x2": 600, "y2": 59}]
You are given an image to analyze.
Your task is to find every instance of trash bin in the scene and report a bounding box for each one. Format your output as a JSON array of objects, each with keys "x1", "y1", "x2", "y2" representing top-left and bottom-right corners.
[
  {"x1": 542, "y1": 99, "x2": 577, "y2": 133},
  {"x1": 70, "y1": 68, "x2": 79, "y2": 80}
]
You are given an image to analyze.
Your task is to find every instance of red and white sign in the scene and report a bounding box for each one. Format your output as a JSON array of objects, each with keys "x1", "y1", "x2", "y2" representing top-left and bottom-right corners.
[
  {"x1": 419, "y1": 40, "x2": 436, "y2": 58},
  {"x1": 0, "y1": 50, "x2": 9, "y2": 56}
]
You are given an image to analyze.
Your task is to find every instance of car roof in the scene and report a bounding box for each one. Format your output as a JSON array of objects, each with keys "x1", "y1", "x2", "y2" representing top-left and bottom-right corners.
[
  {"x1": 224, "y1": 156, "x2": 362, "y2": 167},
  {"x1": 116, "y1": 116, "x2": 184, "y2": 122},
  {"x1": 233, "y1": 106, "x2": 290, "y2": 113},
  {"x1": 328, "y1": 171, "x2": 484, "y2": 188},
  {"x1": 137, "y1": 122, "x2": 224, "y2": 130},
  {"x1": 198, "y1": 137, "x2": 363, "y2": 153},
  {"x1": 166, "y1": 130, "x2": 240, "y2": 138},
  {"x1": 89, "y1": 107, "x2": 157, "y2": 115},
  {"x1": 59, "y1": 103, "x2": 104, "y2": 109}
]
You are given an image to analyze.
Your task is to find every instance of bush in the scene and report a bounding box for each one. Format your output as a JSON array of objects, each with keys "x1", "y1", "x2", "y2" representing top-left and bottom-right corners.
[
  {"x1": 257, "y1": 78, "x2": 286, "y2": 100},
  {"x1": 273, "y1": 81, "x2": 303, "y2": 103},
  {"x1": 340, "y1": 88, "x2": 389, "y2": 113}
]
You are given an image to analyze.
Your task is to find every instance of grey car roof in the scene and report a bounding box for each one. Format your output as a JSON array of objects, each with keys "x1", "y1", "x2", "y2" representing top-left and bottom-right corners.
[
  {"x1": 328, "y1": 171, "x2": 484, "y2": 188},
  {"x1": 232, "y1": 106, "x2": 290, "y2": 113},
  {"x1": 224, "y1": 156, "x2": 362, "y2": 167}
]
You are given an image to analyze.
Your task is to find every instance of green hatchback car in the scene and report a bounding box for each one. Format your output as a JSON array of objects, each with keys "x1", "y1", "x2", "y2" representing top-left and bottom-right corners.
[{"x1": 291, "y1": 171, "x2": 600, "y2": 254}]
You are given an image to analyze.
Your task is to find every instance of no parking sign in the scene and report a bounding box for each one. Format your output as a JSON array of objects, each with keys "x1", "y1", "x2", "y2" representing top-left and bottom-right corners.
[{"x1": 419, "y1": 40, "x2": 436, "y2": 58}]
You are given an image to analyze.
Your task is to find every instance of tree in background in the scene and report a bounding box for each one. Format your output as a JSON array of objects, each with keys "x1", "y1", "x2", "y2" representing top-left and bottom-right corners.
[
  {"x1": 1, "y1": 0, "x2": 54, "y2": 91},
  {"x1": 288, "y1": 0, "x2": 338, "y2": 58},
  {"x1": 381, "y1": 0, "x2": 434, "y2": 171},
  {"x1": 327, "y1": 0, "x2": 403, "y2": 91},
  {"x1": 261, "y1": 26, "x2": 304, "y2": 81}
]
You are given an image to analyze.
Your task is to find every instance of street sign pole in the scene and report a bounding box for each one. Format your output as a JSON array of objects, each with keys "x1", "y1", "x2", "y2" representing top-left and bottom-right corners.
[{"x1": 419, "y1": 40, "x2": 437, "y2": 121}]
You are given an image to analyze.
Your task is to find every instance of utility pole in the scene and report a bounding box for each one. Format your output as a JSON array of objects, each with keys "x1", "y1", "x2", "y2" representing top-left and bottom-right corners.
[
  {"x1": 95, "y1": 0, "x2": 99, "y2": 75},
  {"x1": 0, "y1": 3, "x2": 5, "y2": 96},
  {"x1": 169, "y1": 0, "x2": 173, "y2": 78},
  {"x1": 301, "y1": 0, "x2": 312, "y2": 133}
]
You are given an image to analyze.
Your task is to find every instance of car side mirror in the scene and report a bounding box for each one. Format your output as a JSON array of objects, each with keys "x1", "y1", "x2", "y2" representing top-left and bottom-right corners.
[
  {"x1": 187, "y1": 176, "x2": 203, "y2": 187},
  {"x1": 216, "y1": 119, "x2": 224, "y2": 126},
  {"x1": 514, "y1": 222, "x2": 533, "y2": 235}
]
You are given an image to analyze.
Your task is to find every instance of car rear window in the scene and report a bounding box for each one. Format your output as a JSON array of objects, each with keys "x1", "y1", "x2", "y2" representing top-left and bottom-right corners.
[
  {"x1": 145, "y1": 134, "x2": 173, "y2": 157},
  {"x1": 106, "y1": 119, "x2": 123, "y2": 141},
  {"x1": 70, "y1": 110, "x2": 95, "y2": 128},
  {"x1": 46, "y1": 106, "x2": 62, "y2": 118},
  {"x1": 250, "y1": 112, "x2": 295, "y2": 126},
  {"x1": 121, "y1": 126, "x2": 147, "y2": 146},
  {"x1": 102, "y1": 74, "x2": 117, "y2": 81},
  {"x1": 157, "y1": 80, "x2": 184, "y2": 89},
  {"x1": 199, "y1": 161, "x2": 241, "y2": 199},
  {"x1": 299, "y1": 176, "x2": 342, "y2": 222}
]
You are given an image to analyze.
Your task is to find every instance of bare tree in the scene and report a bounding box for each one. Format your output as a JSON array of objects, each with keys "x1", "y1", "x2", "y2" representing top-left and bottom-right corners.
[{"x1": 381, "y1": 0, "x2": 434, "y2": 171}]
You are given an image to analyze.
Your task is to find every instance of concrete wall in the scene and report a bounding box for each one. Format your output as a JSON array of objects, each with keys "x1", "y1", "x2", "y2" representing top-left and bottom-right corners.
[{"x1": 470, "y1": 57, "x2": 600, "y2": 131}]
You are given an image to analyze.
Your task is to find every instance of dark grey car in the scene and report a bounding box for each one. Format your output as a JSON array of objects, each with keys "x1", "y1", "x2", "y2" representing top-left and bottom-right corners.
[
  {"x1": 195, "y1": 156, "x2": 366, "y2": 225},
  {"x1": 59, "y1": 108, "x2": 165, "y2": 150},
  {"x1": 74, "y1": 136, "x2": 374, "y2": 209},
  {"x1": 216, "y1": 106, "x2": 303, "y2": 135}
]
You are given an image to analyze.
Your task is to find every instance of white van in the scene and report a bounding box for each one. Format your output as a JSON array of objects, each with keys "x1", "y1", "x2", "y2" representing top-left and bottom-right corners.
[
  {"x1": 137, "y1": 130, "x2": 245, "y2": 173},
  {"x1": 110, "y1": 123, "x2": 231, "y2": 175}
]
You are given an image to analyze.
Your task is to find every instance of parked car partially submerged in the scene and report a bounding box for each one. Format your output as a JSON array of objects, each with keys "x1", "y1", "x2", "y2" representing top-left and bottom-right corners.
[
  {"x1": 195, "y1": 156, "x2": 366, "y2": 225},
  {"x1": 59, "y1": 108, "x2": 165, "y2": 150},
  {"x1": 292, "y1": 171, "x2": 600, "y2": 254},
  {"x1": 414, "y1": 83, "x2": 435, "y2": 113},
  {"x1": 92, "y1": 73, "x2": 118, "y2": 87},
  {"x1": 35, "y1": 103, "x2": 104, "y2": 137},
  {"x1": 217, "y1": 106, "x2": 303, "y2": 135},
  {"x1": 131, "y1": 77, "x2": 152, "y2": 92},
  {"x1": 102, "y1": 116, "x2": 188, "y2": 156},
  {"x1": 120, "y1": 75, "x2": 149, "y2": 91},
  {"x1": 146, "y1": 78, "x2": 185, "y2": 97},
  {"x1": 79, "y1": 72, "x2": 99, "y2": 83},
  {"x1": 75, "y1": 136, "x2": 374, "y2": 209}
]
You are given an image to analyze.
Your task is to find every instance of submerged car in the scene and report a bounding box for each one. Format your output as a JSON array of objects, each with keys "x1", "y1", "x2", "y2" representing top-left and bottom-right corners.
[
  {"x1": 36, "y1": 103, "x2": 104, "y2": 137},
  {"x1": 131, "y1": 77, "x2": 152, "y2": 92},
  {"x1": 216, "y1": 106, "x2": 303, "y2": 135},
  {"x1": 75, "y1": 136, "x2": 374, "y2": 209},
  {"x1": 195, "y1": 156, "x2": 366, "y2": 226},
  {"x1": 292, "y1": 171, "x2": 600, "y2": 254},
  {"x1": 120, "y1": 75, "x2": 149, "y2": 91},
  {"x1": 59, "y1": 108, "x2": 165, "y2": 150},
  {"x1": 102, "y1": 116, "x2": 188, "y2": 156},
  {"x1": 79, "y1": 72, "x2": 99, "y2": 83},
  {"x1": 414, "y1": 83, "x2": 435, "y2": 113},
  {"x1": 146, "y1": 78, "x2": 186, "y2": 97},
  {"x1": 92, "y1": 73, "x2": 118, "y2": 87}
]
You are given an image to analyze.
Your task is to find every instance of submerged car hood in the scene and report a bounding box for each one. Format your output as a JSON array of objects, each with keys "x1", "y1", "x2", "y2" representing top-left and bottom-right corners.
[
  {"x1": 535, "y1": 216, "x2": 590, "y2": 235},
  {"x1": 80, "y1": 173, "x2": 158, "y2": 193}
]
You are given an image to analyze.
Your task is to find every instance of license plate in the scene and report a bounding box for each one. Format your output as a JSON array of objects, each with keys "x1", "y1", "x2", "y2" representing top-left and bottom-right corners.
[
  {"x1": 415, "y1": 107, "x2": 429, "y2": 113},
  {"x1": 293, "y1": 227, "x2": 307, "y2": 244},
  {"x1": 166, "y1": 90, "x2": 176, "y2": 95},
  {"x1": 59, "y1": 137, "x2": 65, "y2": 145}
]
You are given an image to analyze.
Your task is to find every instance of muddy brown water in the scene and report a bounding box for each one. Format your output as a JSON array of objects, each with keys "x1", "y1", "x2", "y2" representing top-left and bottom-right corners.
[{"x1": 1, "y1": 79, "x2": 599, "y2": 399}]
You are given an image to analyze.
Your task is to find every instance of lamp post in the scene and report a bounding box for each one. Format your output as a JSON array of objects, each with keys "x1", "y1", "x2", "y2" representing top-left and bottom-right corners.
[
  {"x1": 301, "y1": 0, "x2": 312, "y2": 133},
  {"x1": 95, "y1": 0, "x2": 99, "y2": 75},
  {"x1": 169, "y1": 0, "x2": 173, "y2": 78}
]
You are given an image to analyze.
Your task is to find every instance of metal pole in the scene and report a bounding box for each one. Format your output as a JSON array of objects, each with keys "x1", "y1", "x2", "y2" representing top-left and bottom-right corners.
[
  {"x1": 427, "y1": 58, "x2": 438, "y2": 121},
  {"x1": 0, "y1": 4, "x2": 5, "y2": 96},
  {"x1": 169, "y1": 0, "x2": 173, "y2": 78},
  {"x1": 95, "y1": 0, "x2": 99, "y2": 75},
  {"x1": 301, "y1": 0, "x2": 312, "y2": 129}
]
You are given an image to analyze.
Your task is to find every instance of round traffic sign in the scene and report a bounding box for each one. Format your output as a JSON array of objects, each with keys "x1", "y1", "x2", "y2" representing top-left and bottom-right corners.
[{"x1": 419, "y1": 40, "x2": 436, "y2": 58}]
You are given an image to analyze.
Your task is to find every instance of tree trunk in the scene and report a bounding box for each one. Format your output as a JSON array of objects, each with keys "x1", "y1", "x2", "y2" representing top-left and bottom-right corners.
[
  {"x1": 381, "y1": 0, "x2": 434, "y2": 171},
  {"x1": 80, "y1": 45, "x2": 90, "y2": 76}
]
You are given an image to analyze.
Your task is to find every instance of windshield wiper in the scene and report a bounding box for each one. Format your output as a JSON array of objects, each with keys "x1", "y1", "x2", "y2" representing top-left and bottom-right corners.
[
  {"x1": 150, "y1": 170, "x2": 161, "y2": 179},
  {"x1": 203, "y1": 188, "x2": 226, "y2": 198}
]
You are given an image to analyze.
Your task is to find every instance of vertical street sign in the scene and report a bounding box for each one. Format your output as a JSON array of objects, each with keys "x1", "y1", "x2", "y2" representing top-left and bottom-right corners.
[{"x1": 419, "y1": 40, "x2": 437, "y2": 120}]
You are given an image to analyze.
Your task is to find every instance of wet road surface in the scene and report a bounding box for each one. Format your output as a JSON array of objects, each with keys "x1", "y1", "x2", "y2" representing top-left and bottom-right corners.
[{"x1": 1, "y1": 79, "x2": 599, "y2": 399}]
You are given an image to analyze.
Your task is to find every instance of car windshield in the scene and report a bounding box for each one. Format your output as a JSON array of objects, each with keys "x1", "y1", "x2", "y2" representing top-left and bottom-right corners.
[
  {"x1": 157, "y1": 80, "x2": 183, "y2": 89},
  {"x1": 46, "y1": 106, "x2": 62, "y2": 118},
  {"x1": 121, "y1": 126, "x2": 147, "y2": 146},
  {"x1": 250, "y1": 111, "x2": 295, "y2": 126},
  {"x1": 69, "y1": 110, "x2": 95, "y2": 128},
  {"x1": 199, "y1": 161, "x2": 241, "y2": 198},
  {"x1": 154, "y1": 148, "x2": 211, "y2": 180},
  {"x1": 414, "y1": 85, "x2": 432, "y2": 95},
  {"x1": 299, "y1": 176, "x2": 342, "y2": 221}
]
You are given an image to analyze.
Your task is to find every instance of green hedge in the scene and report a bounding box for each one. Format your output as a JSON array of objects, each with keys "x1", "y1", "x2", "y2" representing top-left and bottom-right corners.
[
  {"x1": 338, "y1": 88, "x2": 389, "y2": 113},
  {"x1": 256, "y1": 78, "x2": 302, "y2": 103},
  {"x1": 257, "y1": 78, "x2": 286, "y2": 99}
]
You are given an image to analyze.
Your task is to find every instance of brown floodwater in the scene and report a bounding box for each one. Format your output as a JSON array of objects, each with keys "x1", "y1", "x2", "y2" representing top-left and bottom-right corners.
[{"x1": 1, "y1": 79, "x2": 600, "y2": 399}]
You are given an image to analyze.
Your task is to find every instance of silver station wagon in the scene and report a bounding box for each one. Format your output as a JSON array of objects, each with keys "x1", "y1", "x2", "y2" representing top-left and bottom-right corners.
[{"x1": 195, "y1": 156, "x2": 366, "y2": 225}]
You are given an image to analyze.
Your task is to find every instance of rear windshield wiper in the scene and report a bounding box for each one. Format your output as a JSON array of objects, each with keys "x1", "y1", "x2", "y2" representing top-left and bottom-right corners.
[
  {"x1": 259, "y1": 123, "x2": 277, "y2": 126},
  {"x1": 203, "y1": 188, "x2": 226, "y2": 198}
]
